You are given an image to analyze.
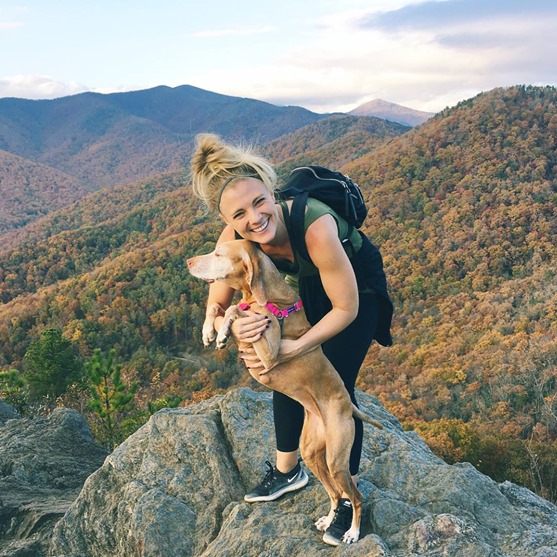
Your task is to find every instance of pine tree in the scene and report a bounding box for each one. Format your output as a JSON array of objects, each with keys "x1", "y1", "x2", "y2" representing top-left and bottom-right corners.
[
  {"x1": 147, "y1": 395, "x2": 182, "y2": 415},
  {"x1": 85, "y1": 349, "x2": 137, "y2": 450},
  {"x1": 0, "y1": 369, "x2": 27, "y2": 413},
  {"x1": 22, "y1": 328, "x2": 82, "y2": 401}
]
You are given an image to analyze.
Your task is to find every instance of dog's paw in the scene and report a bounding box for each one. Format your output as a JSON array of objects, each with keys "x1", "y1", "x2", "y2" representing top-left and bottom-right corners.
[
  {"x1": 314, "y1": 515, "x2": 333, "y2": 532},
  {"x1": 216, "y1": 332, "x2": 229, "y2": 349},
  {"x1": 341, "y1": 527, "x2": 360, "y2": 544},
  {"x1": 202, "y1": 327, "x2": 217, "y2": 347}
]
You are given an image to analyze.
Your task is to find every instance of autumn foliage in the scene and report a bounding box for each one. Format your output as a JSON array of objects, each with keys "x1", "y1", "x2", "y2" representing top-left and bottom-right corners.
[{"x1": 0, "y1": 85, "x2": 556, "y2": 500}]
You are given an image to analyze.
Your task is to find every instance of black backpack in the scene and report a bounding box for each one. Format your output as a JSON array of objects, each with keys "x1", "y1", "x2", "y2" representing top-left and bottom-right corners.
[{"x1": 276, "y1": 166, "x2": 368, "y2": 262}]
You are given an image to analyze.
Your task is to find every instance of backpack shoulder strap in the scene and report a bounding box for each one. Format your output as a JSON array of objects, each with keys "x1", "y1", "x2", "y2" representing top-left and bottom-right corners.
[
  {"x1": 283, "y1": 195, "x2": 361, "y2": 265},
  {"x1": 282, "y1": 193, "x2": 311, "y2": 262}
]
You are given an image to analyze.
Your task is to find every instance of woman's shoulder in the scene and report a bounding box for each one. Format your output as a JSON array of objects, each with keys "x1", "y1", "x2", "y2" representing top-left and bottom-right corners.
[
  {"x1": 304, "y1": 197, "x2": 337, "y2": 222},
  {"x1": 303, "y1": 198, "x2": 345, "y2": 234},
  {"x1": 280, "y1": 196, "x2": 334, "y2": 215},
  {"x1": 303, "y1": 198, "x2": 358, "y2": 252},
  {"x1": 305, "y1": 197, "x2": 335, "y2": 213}
]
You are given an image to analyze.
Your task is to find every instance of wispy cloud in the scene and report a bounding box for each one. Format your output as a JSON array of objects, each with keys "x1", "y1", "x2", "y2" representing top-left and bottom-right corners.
[
  {"x1": 271, "y1": 0, "x2": 557, "y2": 111},
  {"x1": 0, "y1": 21, "x2": 22, "y2": 29},
  {"x1": 358, "y1": 0, "x2": 557, "y2": 32},
  {"x1": 0, "y1": 3, "x2": 27, "y2": 29},
  {"x1": 188, "y1": 25, "x2": 274, "y2": 38},
  {"x1": 0, "y1": 75, "x2": 87, "y2": 99}
]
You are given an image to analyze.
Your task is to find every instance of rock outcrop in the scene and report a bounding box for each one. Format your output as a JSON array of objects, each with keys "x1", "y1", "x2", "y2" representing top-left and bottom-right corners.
[
  {"x1": 0, "y1": 400, "x2": 18, "y2": 425},
  {"x1": 49, "y1": 388, "x2": 557, "y2": 557},
  {"x1": 0, "y1": 404, "x2": 108, "y2": 557}
]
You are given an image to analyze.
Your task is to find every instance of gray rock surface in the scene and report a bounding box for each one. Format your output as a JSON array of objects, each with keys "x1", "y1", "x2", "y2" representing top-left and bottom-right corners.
[
  {"x1": 0, "y1": 400, "x2": 18, "y2": 425},
  {"x1": 48, "y1": 388, "x2": 557, "y2": 557},
  {"x1": 0, "y1": 406, "x2": 108, "y2": 557}
]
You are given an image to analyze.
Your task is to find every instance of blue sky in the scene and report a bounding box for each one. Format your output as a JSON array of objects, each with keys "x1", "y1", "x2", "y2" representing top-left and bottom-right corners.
[{"x1": 1, "y1": 0, "x2": 556, "y2": 113}]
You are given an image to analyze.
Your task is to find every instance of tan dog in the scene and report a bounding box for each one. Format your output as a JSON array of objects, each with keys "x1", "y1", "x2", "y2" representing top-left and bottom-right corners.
[{"x1": 187, "y1": 239, "x2": 382, "y2": 545}]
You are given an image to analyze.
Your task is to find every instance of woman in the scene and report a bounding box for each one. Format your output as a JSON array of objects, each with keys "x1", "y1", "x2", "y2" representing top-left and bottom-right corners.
[{"x1": 190, "y1": 134, "x2": 392, "y2": 545}]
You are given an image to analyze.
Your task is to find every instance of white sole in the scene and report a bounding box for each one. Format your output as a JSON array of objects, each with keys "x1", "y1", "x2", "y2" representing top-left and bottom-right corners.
[
  {"x1": 244, "y1": 472, "x2": 309, "y2": 503},
  {"x1": 322, "y1": 533, "x2": 342, "y2": 547}
]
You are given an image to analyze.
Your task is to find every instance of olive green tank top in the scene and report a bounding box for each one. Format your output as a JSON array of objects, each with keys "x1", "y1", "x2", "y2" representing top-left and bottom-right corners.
[{"x1": 276, "y1": 197, "x2": 363, "y2": 290}]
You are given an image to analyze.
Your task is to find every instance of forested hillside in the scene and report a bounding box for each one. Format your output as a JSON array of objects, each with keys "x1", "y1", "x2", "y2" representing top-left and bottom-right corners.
[
  {"x1": 0, "y1": 170, "x2": 188, "y2": 255},
  {"x1": 0, "y1": 111, "x2": 401, "y2": 364},
  {"x1": 349, "y1": 85, "x2": 557, "y2": 499},
  {"x1": 1, "y1": 85, "x2": 556, "y2": 501},
  {"x1": 0, "y1": 150, "x2": 86, "y2": 232},
  {"x1": 262, "y1": 114, "x2": 409, "y2": 175}
]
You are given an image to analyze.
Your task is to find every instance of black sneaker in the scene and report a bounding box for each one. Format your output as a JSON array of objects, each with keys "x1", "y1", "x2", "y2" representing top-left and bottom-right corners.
[
  {"x1": 244, "y1": 461, "x2": 309, "y2": 502},
  {"x1": 322, "y1": 498, "x2": 353, "y2": 546}
]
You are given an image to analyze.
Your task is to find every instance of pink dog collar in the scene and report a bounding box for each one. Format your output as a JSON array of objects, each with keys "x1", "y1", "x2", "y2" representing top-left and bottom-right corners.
[{"x1": 238, "y1": 300, "x2": 303, "y2": 319}]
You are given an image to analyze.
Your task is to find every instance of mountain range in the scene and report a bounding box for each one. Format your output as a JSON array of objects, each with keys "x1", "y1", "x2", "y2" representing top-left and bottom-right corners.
[
  {"x1": 0, "y1": 85, "x2": 417, "y2": 236},
  {"x1": 0, "y1": 85, "x2": 325, "y2": 192},
  {"x1": 1, "y1": 83, "x2": 556, "y2": 502}
]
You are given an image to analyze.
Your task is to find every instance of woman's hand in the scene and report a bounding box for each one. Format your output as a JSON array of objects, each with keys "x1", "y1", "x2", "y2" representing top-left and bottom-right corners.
[
  {"x1": 277, "y1": 338, "x2": 302, "y2": 364},
  {"x1": 239, "y1": 346, "x2": 265, "y2": 373},
  {"x1": 240, "y1": 338, "x2": 303, "y2": 373},
  {"x1": 232, "y1": 311, "x2": 269, "y2": 373},
  {"x1": 230, "y1": 311, "x2": 270, "y2": 343}
]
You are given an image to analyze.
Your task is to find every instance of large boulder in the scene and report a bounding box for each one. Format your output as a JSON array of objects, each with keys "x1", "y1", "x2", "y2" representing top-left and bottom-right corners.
[
  {"x1": 0, "y1": 407, "x2": 108, "y2": 557},
  {"x1": 49, "y1": 388, "x2": 557, "y2": 556}
]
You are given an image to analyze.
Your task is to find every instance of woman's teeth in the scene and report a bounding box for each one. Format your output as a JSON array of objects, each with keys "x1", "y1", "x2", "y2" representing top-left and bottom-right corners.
[{"x1": 252, "y1": 219, "x2": 269, "y2": 233}]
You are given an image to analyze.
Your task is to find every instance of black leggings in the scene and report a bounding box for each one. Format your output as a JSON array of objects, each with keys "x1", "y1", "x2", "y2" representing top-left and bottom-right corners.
[{"x1": 272, "y1": 291, "x2": 379, "y2": 475}]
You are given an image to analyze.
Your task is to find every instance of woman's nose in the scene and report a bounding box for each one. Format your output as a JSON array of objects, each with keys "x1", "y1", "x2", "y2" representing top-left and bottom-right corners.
[{"x1": 246, "y1": 208, "x2": 262, "y2": 223}]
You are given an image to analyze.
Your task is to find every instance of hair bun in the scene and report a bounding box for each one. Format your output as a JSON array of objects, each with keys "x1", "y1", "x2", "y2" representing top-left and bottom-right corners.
[
  {"x1": 190, "y1": 133, "x2": 276, "y2": 211},
  {"x1": 191, "y1": 134, "x2": 225, "y2": 176}
]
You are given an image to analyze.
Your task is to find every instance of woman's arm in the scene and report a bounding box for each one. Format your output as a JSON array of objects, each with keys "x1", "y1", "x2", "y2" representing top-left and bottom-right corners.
[{"x1": 278, "y1": 213, "x2": 359, "y2": 362}]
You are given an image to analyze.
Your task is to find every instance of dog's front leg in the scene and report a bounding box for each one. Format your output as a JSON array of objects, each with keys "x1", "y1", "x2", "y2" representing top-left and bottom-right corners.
[
  {"x1": 215, "y1": 305, "x2": 243, "y2": 349},
  {"x1": 342, "y1": 524, "x2": 361, "y2": 545},
  {"x1": 253, "y1": 318, "x2": 282, "y2": 372},
  {"x1": 202, "y1": 303, "x2": 225, "y2": 347}
]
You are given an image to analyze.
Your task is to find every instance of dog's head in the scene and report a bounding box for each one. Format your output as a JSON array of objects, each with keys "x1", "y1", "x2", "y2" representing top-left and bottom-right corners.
[{"x1": 187, "y1": 239, "x2": 269, "y2": 304}]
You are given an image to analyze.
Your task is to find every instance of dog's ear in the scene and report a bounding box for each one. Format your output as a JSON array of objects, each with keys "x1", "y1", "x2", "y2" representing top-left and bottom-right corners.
[{"x1": 242, "y1": 247, "x2": 268, "y2": 305}]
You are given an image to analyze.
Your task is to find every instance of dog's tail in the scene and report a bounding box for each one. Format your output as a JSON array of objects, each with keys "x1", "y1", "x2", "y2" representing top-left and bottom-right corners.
[{"x1": 352, "y1": 404, "x2": 383, "y2": 429}]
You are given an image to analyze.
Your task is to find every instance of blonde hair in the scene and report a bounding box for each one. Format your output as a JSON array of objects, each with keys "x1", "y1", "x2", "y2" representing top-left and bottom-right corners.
[{"x1": 190, "y1": 134, "x2": 277, "y2": 212}]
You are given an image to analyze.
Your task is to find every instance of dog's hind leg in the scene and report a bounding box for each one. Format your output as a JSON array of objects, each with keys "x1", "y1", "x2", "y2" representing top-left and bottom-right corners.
[
  {"x1": 323, "y1": 413, "x2": 363, "y2": 544},
  {"x1": 300, "y1": 412, "x2": 343, "y2": 533}
]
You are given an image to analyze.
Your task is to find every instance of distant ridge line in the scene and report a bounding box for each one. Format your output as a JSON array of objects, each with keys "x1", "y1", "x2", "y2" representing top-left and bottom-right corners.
[{"x1": 349, "y1": 98, "x2": 435, "y2": 127}]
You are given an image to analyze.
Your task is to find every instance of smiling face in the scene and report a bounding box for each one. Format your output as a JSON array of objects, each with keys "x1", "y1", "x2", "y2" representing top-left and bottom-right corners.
[{"x1": 218, "y1": 178, "x2": 279, "y2": 244}]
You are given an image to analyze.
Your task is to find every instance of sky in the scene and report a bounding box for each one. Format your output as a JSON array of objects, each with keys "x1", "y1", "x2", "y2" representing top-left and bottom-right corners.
[{"x1": 1, "y1": 0, "x2": 556, "y2": 114}]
